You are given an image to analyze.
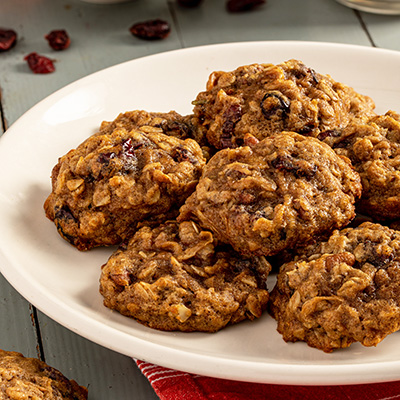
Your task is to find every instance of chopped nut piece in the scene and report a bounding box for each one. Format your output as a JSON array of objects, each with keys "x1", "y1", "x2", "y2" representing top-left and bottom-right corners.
[
  {"x1": 170, "y1": 304, "x2": 192, "y2": 322},
  {"x1": 66, "y1": 178, "x2": 84, "y2": 192}
]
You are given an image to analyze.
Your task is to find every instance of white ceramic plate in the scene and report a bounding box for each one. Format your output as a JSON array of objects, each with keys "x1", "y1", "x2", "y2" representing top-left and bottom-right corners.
[{"x1": 1, "y1": 41, "x2": 400, "y2": 386}]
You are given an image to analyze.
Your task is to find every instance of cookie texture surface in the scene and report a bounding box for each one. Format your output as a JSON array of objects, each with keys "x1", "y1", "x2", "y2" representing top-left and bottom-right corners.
[
  {"x1": 0, "y1": 349, "x2": 87, "y2": 400},
  {"x1": 100, "y1": 220, "x2": 271, "y2": 332},
  {"x1": 99, "y1": 109, "x2": 208, "y2": 146},
  {"x1": 179, "y1": 132, "x2": 362, "y2": 256},
  {"x1": 322, "y1": 111, "x2": 400, "y2": 221},
  {"x1": 192, "y1": 59, "x2": 375, "y2": 149},
  {"x1": 269, "y1": 222, "x2": 400, "y2": 352},
  {"x1": 44, "y1": 127, "x2": 205, "y2": 250}
]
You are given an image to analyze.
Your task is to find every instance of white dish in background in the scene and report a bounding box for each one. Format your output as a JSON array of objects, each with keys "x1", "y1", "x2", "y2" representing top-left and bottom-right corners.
[
  {"x1": 336, "y1": 0, "x2": 400, "y2": 15},
  {"x1": 1, "y1": 41, "x2": 400, "y2": 386}
]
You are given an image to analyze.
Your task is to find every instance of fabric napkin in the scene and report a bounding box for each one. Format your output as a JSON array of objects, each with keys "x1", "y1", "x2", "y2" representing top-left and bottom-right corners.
[{"x1": 136, "y1": 359, "x2": 400, "y2": 400}]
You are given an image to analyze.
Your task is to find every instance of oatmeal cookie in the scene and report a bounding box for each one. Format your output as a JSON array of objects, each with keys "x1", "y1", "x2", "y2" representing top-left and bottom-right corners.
[
  {"x1": 99, "y1": 220, "x2": 271, "y2": 332},
  {"x1": 0, "y1": 349, "x2": 87, "y2": 399},
  {"x1": 321, "y1": 111, "x2": 400, "y2": 221},
  {"x1": 44, "y1": 127, "x2": 205, "y2": 251},
  {"x1": 179, "y1": 132, "x2": 362, "y2": 256},
  {"x1": 269, "y1": 222, "x2": 400, "y2": 352},
  {"x1": 192, "y1": 59, "x2": 375, "y2": 149}
]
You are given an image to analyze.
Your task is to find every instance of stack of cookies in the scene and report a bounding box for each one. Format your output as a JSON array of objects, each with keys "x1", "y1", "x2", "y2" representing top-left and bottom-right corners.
[{"x1": 44, "y1": 59, "x2": 400, "y2": 353}]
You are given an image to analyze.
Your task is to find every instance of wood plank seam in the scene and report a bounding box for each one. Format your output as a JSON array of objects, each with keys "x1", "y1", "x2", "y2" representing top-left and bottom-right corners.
[
  {"x1": 29, "y1": 304, "x2": 46, "y2": 362},
  {"x1": 354, "y1": 10, "x2": 377, "y2": 47},
  {"x1": 167, "y1": 0, "x2": 185, "y2": 48},
  {"x1": 0, "y1": 87, "x2": 6, "y2": 134}
]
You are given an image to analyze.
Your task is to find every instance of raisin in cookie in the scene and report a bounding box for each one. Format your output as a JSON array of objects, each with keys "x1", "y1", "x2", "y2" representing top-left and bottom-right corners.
[
  {"x1": 44, "y1": 127, "x2": 205, "y2": 251},
  {"x1": 269, "y1": 222, "x2": 400, "y2": 352},
  {"x1": 192, "y1": 59, "x2": 375, "y2": 149},
  {"x1": 321, "y1": 111, "x2": 400, "y2": 221},
  {"x1": 0, "y1": 349, "x2": 87, "y2": 400},
  {"x1": 100, "y1": 220, "x2": 271, "y2": 332},
  {"x1": 179, "y1": 132, "x2": 362, "y2": 256}
]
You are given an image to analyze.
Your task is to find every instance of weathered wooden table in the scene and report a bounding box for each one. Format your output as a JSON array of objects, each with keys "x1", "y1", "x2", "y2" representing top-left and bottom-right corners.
[{"x1": 1, "y1": 0, "x2": 400, "y2": 398}]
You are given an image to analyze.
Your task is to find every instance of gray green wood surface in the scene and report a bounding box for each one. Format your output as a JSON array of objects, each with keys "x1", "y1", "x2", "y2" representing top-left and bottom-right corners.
[{"x1": 1, "y1": 0, "x2": 399, "y2": 398}]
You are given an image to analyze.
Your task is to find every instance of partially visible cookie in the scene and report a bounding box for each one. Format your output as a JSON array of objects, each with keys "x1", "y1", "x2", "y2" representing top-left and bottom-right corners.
[
  {"x1": 0, "y1": 349, "x2": 87, "y2": 399},
  {"x1": 269, "y1": 222, "x2": 400, "y2": 352},
  {"x1": 322, "y1": 111, "x2": 400, "y2": 221},
  {"x1": 44, "y1": 127, "x2": 205, "y2": 250},
  {"x1": 100, "y1": 220, "x2": 271, "y2": 332},
  {"x1": 179, "y1": 132, "x2": 362, "y2": 256},
  {"x1": 192, "y1": 59, "x2": 375, "y2": 149}
]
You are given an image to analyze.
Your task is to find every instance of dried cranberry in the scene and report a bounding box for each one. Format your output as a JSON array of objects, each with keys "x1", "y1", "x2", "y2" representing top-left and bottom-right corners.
[
  {"x1": 98, "y1": 152, "x2": 116, "y2": 164},
  {"x1": 226, "y1": 0, "x2": 265, "y2": 12},
  {"x1": 271, "y1": 155, "x2": 317, "y2": 180},
  {"x1": 54, "y1": 205, "x2": 77, "y2": 223},
  {"x1": 177, "y1": 0, "x2": 203, "y2": 7},
  {"x1": 54, "y1": 206, "x2": 77, "y2": 245},
  {"x1": 0, "y1": 28, "x2": 17, "y2": 52},
  {"x1": 222, "y1": 104, "x2": 242, "y2": 135},
  {"x1": 260, "y1": 91, "x2": 290, "y2": 119},
  {"x1": 271, "y1": 155, "x2": 296, "y2": 173},
  {"x1": 24, "y1": 52, "x2": 55, "y2": 74},
  {"x1": 298, "y1": 123, "x2": 316, "y2": 135},
  {"x1": 122, "y1": 138, "x2": 136, "y2": 158},
  {"x1": 317, "y1": 129, "x2": 341, "y2": 141},
  {"x1": 129, "y1": 19, "x2": 171, "y2": 40},
  {"x1": 238, "y1": 192, "x2": 255, "y2": 205},
  {"x1": 309, "y1": 68, "x2": 319, "y2": 84},
  {"x1": 358, "y1": 240, "x2": 394, "y2": 268},
  {"x1": 161, "y1": 120, "x2": 191, "y2": 138},
  {"x1": 173, "y1": 146, "x2": 197, "y2": 164},
  {"x1": 220, "y1": 133, "x2": 233, "y2": 149},
  {"x1": 45, "y1": 30, "x2": 71, "y2": 51}
]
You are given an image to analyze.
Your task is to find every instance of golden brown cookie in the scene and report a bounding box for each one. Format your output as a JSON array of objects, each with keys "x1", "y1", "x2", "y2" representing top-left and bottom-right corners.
[
  {"x1": 44, "y1": 127, "x2": 205, "y2": 250},
  {"x1": 179, "y1": 132, "x2": 362, "y2": 256},
  {"x1": 0, "y1": 349, "x2": 87, "y2": 400},
  {"x1": 322, "y1": 111, "x2": 400, "y2": 221},
  {"x1": 269, "y1": 222, "x2": 400, "y2": 352},
  {"x1": 192, "y1": 59, "x2": 375, "y2": 149},
  {"x1": 100, "y1": 220, "x2": 271, "y2": 332}
]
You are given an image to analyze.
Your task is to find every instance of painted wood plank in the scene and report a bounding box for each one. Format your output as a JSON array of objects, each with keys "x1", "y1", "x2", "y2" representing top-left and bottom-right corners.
[
  {"x1": 171, "y1": 0, "x2": 372, "y2": 47},
  {"x1": 1, "y1": 0, "x2": 181, "y2": 127},
  {"x1": 0, "y1": 273, "x2": 40, "y2": 358},
  {"x1": 358, "y1": 13, "x2": 400, "y2": 51},
  {"x1": 38, "y1": 312, "x2": 159, "y2": 400}
]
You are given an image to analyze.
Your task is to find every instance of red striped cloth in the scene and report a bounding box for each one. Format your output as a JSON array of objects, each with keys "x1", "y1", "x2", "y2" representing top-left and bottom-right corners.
[{"x1": 136, "y1": 360, "x2": 400, "y2": 400}]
